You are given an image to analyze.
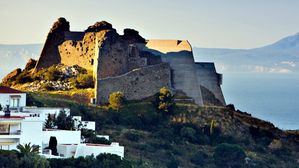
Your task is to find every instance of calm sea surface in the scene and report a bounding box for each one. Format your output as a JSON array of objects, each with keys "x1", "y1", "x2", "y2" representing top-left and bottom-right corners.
[{"x1": 222, "y1": 73, "x2": 299, "y2": 130}]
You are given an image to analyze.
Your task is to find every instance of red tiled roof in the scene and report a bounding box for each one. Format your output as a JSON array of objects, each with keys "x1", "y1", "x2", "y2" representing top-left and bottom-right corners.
[
  {"x1": 86, "y1": 143, "x2": 110, "y2": 147},
  {"x1": 0, "y1": 86, "x2": 24, "y2": 94},
  {"x1": 0, "y1": 116, "x2": 25, "y2": 119}
]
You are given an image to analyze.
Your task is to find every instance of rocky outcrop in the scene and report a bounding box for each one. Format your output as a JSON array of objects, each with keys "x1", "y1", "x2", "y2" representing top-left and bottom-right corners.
[
  {"x1": 34, "y1": 17, "x2": 70, "y2": 71},
  {"x1": 2, "y1": 68, "x2": 21, "y2": 83},
  {"x1": 85, "y1": 21, "x2": 114, "y2": 32},
  {"x1": 24, "y1": 58, "x2": 37, "y2": 71},
  {"x1": 122, "y1": 29, "x2": 146, "y2": 44}
]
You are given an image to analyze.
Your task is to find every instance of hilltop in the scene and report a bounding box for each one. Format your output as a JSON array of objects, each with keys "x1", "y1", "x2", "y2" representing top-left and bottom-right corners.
[{"x1": 26, "y1": 92, "x2": 299, "y2": 167}]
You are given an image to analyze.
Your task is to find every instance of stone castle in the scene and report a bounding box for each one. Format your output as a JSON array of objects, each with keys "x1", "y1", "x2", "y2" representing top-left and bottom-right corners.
[{"x1": 34, "y1": 18, "x2": 225, "y2": 106}]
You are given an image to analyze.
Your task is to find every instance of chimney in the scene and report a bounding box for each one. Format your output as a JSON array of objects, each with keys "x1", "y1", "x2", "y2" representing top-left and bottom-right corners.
[{"x1": 4, "y1": 105, "x2": 11, "y2": 117}]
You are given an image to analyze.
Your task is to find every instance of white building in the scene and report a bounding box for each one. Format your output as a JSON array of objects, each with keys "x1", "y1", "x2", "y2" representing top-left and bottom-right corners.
[
  {"x1": 0, "y1": 86, "x2": 26, "y2": 110},
  {"x1": 0, "y1": 86, "x2": 124, "y2": 158}
]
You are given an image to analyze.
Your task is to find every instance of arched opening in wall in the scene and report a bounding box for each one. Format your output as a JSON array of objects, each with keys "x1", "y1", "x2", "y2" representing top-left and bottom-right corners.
[{"x1": 91, "y1": 59, "x2": 94, "y2": 65}]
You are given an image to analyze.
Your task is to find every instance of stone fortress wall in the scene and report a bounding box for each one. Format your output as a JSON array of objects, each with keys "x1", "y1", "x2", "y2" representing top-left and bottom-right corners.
[
  {"x1": 195, "y1": 63, "x2": 226, "y2": 105},
  {"x1": 144, "y1": 40, "x2": 226, "y2": 106},
  {"x1": 97, "y1": 63, "x2": 171, "y2": 102},
  {"x1": 33, "y1": 18, "x2": 225, "y2": 106},
  {"x1": 145, "y1": 40, "x2": 204, "y2": 106}
]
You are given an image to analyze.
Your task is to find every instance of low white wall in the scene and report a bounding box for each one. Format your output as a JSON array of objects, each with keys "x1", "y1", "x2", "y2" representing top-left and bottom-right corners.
[{"x1": 74, "y1": 144, "x2": 124, "y2": 158}]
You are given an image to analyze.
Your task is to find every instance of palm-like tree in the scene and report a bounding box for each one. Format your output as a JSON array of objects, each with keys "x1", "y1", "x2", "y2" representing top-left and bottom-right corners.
[{"x1": 16, "y1": 143, "x2": 40, "y2": 156}]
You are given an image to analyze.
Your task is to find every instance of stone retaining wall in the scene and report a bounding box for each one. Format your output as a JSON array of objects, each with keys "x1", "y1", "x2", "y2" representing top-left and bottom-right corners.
[{"x1": 96, "y1": 63, "x2": 171, "y2": 104}]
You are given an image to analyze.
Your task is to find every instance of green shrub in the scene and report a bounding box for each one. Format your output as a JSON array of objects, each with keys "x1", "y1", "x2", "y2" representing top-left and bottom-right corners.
[
  {"x1": 49, "y1": 153, "x2": 132, "y2": 168},
  {"x1": 190, "y1": 151, "x2": 208, "y2": 166},
  {"x1": 109, "y1": 92, "x2": 126, "y2": 110},
  {"x1": 44, "y1": 66, "x2": 61, "y2": 81},
  {"x1": 47, "y1": 136, "x2": 58, "y2": 156},
  {"x1": 213, "y1": 143, "x2": 246, "y2": 168},
  {"x1": 125, "y1": 131, "x2": 142, "y2": 142},
  {"x1": 15, "y1": 73, "x2": 33, "y2": 84},
  {"x1": 20, "y1": 154, "x2": 50, "y2": 168},
  {"x1": 0, "y1": 150, "x2": 20, "y2": 168},
  {"x1": 81, "y1": 129, "x2": 111, "y2": 145},
  {"x1": 33, "y1": 65, "x2": 61, "y2": 81},
  {"x1": 71, "y1": 73, "x2": 94, "y2": 89},
  {"x1": 90, "y1": 137, "x2": 112, "y2": 145},
  {"x1": 180, "y1": 126, "x2": 196, "y2": 142}
]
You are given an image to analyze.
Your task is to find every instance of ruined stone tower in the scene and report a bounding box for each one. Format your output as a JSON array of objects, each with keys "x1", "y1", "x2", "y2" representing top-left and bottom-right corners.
[{"x1": 34, "y1": 18, "x2": 225, "y2": 106}]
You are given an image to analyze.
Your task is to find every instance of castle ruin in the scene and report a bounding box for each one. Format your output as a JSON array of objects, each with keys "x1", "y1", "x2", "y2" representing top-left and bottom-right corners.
[{"x1": 34, "y1": 18, "x2": 225, "y2": 106}]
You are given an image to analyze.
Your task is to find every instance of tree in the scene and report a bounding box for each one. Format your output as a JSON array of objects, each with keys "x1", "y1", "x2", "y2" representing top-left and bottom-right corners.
[
  {"x1": 0, "y1": 104, "x2": 2, "y2": 111},
  {"x1": 44, "y1": 114, "x2": 55, "y2": 129},
  {"x1": 81, "y1": 129, "x2": 111, "y2": 145},
  {"x1": 16, "y1": 143, "x2": 40, "y2": 156},
  {"x1": 0, "y1": 150, "x2": 20, "y2": 168},
  {"x1": 109, "y1": 91, "x2": 126, "y2": 110},
  {"x1": 213, "y1": 143, "x2": 246, "y2": 168},
  {"x1": 55, "y1": 110, "x2": 74, "y2": 130},
  {"x1": 47, "y1": 136, "x2": 58, "y2": 156},
  {"x1": 20, "y1": 154, "x2": 49, "y2": 168},
  {"x1": 155, "y1": 87, "x2": 175, "y2": 114}
]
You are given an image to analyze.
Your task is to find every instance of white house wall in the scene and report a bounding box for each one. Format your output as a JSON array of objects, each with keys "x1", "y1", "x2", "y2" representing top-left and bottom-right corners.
[
  {"x1": 42, "y1": 130, "x2": 81, "y2": 146},
  {"x1": 20, "y1": 119, "x2": 43, "y2": 148},
  {"x1": 0, "y1": 93, "x2": 26, "y2": 108}
]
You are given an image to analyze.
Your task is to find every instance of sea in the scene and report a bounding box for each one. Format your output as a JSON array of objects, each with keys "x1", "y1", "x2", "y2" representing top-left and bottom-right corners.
[{"x1": 222, "y1": 73, "x2": 299, "y2": 130}]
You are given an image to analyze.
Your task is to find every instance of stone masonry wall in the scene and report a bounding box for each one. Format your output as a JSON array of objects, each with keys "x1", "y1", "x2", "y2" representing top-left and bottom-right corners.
[
  {"x1": 58, "y1": 32, "x2": 96, "y2": 71},
  {"x1": 195, "y1": 62, "x2": 226, "y2": 105},
  {"x1": 145, "y1": 40, "x2": 204, "y2": 106},
  {"x1": 96, "y1": 63, "x2": 171, "y2": 104}
]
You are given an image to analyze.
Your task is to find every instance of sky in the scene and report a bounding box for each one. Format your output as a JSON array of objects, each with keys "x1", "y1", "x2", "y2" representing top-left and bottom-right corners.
[{"x1": 0, "y1": 0, "x2": 299, "y2": 49}]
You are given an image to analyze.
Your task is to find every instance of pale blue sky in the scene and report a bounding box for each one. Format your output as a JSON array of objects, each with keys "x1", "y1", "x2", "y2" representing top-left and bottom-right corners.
[{"x1": 0, "y1": 0, "x2": 299, "y2": 48}]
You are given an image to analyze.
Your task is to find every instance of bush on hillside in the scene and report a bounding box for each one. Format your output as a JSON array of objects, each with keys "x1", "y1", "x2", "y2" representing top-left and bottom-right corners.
[
  {"x1": 109, "y1": 92, "x2": 126, "y2": 110},
  {"x1": 81, "y1": 129, "x2": 111, "y2": 145},
  {"x1": 154, "y1": 87, "x2": 175, "y2": 114},
  {"x1": 0, "y1": 150, "x2": 20, "y2": 168},
  {"x1": 44, "y1": 66, "x2": 61, "y2": 81},
  {"x1": 124, "y1": 131, "x2": 143, "y2": 142},
  {"x1": 70, "y1": 73, "x2": 94, "y2": 89},
  {"x1": 190, "y1": 151, "x2": 209, "y2": 166},
  {"x1": 180, "y1": 126, "x2": 197, "y2": 142},
  {"x1": 20, "y1": 153, "x2": 49, "y2": 168},
  {"x1": 15, "y1": 73, "x2": 33, "y2": 84},
  {"x1": 213, "y1": 143, "x2": 246, "y2": 168},
  {"x1": 33, "y1": 65, "x2": 61, "y2": 81},
  {"x1": 49, "y1": 153, "x2": 131, "y2": 168}
]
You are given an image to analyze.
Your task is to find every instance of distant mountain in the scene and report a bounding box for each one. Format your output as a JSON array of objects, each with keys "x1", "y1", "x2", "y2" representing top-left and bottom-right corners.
[
  {"x1": 0, "y1": 44, "x2": 42, "y2": 80},
  {"x1": 1, "y1": 33, "x2": 299, "y2": 80},
  {"x1": 194, "y1": 33, "x2": 299, "y2": 73}
]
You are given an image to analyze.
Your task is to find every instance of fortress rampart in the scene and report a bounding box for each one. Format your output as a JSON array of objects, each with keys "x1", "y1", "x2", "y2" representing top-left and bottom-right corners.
[
  {"x1": 33, "y1": 18, "x2": 225, "y2": 106},
  {"x1": 96, "y1": 63, "x2": 171, "y2": 102},
  {"x1": 195, "y1": 63, "x2": 226, "y2": 105}
]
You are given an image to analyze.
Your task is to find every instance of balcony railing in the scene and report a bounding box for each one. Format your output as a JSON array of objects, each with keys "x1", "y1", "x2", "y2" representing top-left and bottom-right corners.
[{"x1": 0, "y1": 130, "x2": 21, "y2": 135}]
